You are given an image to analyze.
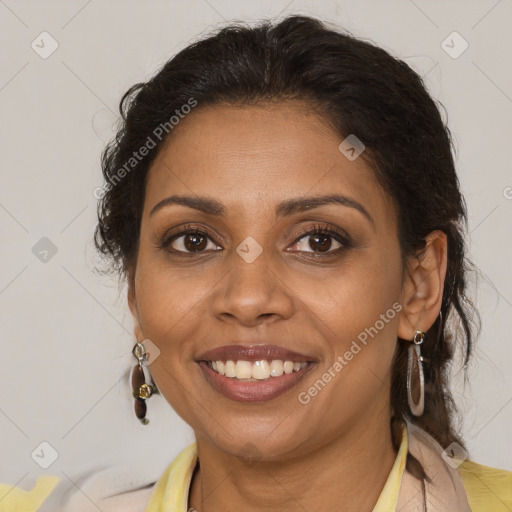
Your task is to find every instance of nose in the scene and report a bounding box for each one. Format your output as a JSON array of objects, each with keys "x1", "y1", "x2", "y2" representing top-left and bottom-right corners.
[{"x1": 211, "y1": 246, "x2": 295, "y2": 327}]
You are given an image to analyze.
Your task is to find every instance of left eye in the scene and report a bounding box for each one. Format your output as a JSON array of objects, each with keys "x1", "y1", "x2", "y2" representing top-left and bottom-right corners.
[{"x1": 289, "y1": 229, "x2": 346, "y2": 253}]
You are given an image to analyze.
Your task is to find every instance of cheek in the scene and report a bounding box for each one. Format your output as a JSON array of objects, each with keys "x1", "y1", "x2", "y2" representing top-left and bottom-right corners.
[
  {"x1": 133, "y1": 260, "x2": 201, "y2": 364},
  {"x1": 298, "y1": 245, "x2": 402, "y2": 395},
  {"x1": 304, "y1": 244, "x2": 403, "y2": 347},
  {"x1": 133, "y1": 263, "x2": 209, "y2": 424},
  {"x1": 134, "y1": 248, "x2": 214, "y2": 327}
]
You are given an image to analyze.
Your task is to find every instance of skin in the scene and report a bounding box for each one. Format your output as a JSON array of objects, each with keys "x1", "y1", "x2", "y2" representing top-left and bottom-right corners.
[{"x1": 128, "y1": 101, "x2": 447, "y2": 512}]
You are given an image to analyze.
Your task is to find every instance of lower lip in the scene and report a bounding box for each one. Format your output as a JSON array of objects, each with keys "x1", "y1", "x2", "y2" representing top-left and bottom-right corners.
[{"x1": 198, "y1": 361, "x2": 314, "y2": 402}]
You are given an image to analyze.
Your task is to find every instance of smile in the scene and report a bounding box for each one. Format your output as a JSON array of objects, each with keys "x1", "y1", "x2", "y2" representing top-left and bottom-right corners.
[{"x1": 196, "y1": 344, "x2": 316, "y2": 402}]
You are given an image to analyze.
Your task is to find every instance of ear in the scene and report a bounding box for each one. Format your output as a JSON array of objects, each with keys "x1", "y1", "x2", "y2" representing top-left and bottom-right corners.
[
  {"x1": 127, "y1": 274, "x2": 144, "y2": 341},
  {"x1": 397, "y1": 230, "x2": 448, "y2": 340}
]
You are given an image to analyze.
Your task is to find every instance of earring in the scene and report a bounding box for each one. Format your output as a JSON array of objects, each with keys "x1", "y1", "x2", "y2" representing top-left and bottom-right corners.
[
  {"x1": 132, "y1": 341, "x2": 155, "y2": 425},
  {"x1": 407, "y1": 330, "x2": 426, "y2": 417}
]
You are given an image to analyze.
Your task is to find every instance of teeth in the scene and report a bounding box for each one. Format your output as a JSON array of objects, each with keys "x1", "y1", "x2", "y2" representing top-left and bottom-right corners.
[{"x1": 208, "y1": 360, "x2": 307, "y2": 379}]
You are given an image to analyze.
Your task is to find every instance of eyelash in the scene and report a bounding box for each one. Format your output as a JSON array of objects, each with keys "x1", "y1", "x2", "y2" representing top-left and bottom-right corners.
[{"x1": 159, "y1": 223, "x2": 352, "y2": 257}]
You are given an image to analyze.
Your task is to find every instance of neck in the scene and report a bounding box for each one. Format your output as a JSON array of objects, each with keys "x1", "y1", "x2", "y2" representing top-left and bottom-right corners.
[{"x1": 188, "y1": 407, "x2": 398, "y2": 512}]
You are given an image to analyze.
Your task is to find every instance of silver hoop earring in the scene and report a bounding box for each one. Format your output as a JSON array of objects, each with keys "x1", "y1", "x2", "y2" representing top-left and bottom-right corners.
[{"x1": 407, "y1": 330, "x2": 426, "y2": 417}]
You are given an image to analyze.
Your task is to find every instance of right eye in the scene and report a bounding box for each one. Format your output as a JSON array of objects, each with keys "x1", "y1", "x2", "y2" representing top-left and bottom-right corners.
[{"x1": 160, "y1": 226, "x2": 222, "y2": 254}]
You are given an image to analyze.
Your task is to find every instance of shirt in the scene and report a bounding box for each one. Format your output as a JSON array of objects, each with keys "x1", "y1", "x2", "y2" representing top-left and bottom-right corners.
[{"x1": 1, "y1": 424, "x2": 511, "y2": 511}]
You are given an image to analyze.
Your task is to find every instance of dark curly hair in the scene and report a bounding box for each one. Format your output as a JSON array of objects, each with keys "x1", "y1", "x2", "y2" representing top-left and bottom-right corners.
[{"x1": 95, "y1": 15, "x2": 479, "y2": 484}]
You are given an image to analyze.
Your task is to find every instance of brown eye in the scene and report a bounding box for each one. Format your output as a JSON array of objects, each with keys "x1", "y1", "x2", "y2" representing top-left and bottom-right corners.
[
  {"x1": 162, "y1": 228, "x2": 221, "y2": 254},
  {"x1": 293, "y1": 232, "x2": 342, "y2": 253},
  {"x1": 289, "y1": 226, "x2": 349, "y2": 254}
]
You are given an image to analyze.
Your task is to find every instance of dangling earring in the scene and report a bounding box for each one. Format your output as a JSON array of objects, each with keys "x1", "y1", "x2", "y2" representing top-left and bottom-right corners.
[
  {"x1": 131, "y1": 341, "x2": 155, "y2": 425},
  {"x1": 407, "y1": 330, "x2": 426, "y2": 417}
]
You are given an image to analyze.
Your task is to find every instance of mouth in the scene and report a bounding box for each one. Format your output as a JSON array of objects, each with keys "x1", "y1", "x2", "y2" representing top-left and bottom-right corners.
[{"x1": 196, "y1": 344, "x2": 316, "y2": 402}]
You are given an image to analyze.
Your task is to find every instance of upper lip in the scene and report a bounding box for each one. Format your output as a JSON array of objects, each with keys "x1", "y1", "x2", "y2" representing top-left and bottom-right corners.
[{"x1": 197, "y1": 344, "x2": 314, "y2": 363}]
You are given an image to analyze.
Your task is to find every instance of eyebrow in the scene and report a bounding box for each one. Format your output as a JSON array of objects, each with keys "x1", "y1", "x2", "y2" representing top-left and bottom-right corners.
[{"x1": 149, "y1": 194, "x2": 374, "y2": 225}]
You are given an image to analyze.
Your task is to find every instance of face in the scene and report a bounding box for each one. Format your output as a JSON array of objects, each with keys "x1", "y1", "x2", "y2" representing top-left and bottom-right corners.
[{"x1": 129, "y1": 101, "x2": 406, "y2": 460}]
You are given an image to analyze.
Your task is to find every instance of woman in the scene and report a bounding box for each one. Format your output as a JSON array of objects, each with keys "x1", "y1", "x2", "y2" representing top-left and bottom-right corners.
[{"x1": 3, "y1": 14, "x2": 510, "y2": 512}]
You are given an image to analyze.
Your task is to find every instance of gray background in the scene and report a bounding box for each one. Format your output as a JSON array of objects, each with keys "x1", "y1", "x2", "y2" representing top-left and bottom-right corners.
[{"x1": 1, "y1": 0, "x2": 511, "y2": 507}]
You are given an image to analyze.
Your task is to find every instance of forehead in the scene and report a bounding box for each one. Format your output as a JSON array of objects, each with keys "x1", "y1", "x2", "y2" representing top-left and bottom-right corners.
[{"x1": 144, "y1": 102, "x2": 395, "y2": 224}]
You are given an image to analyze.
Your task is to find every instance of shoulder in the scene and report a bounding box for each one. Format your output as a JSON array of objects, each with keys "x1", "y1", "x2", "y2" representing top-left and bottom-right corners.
[
  {"x1": 457, "y1": 460, "x2": 512, "y2": 512},
  {"x1": 0, "y1": 444, "x2": 198, "y2": 512}
]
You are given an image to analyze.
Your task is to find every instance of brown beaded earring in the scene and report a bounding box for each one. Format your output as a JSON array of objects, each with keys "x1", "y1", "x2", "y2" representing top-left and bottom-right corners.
[{"x1": 131, "y1": 341, "x2": 156, "y2": 424}]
